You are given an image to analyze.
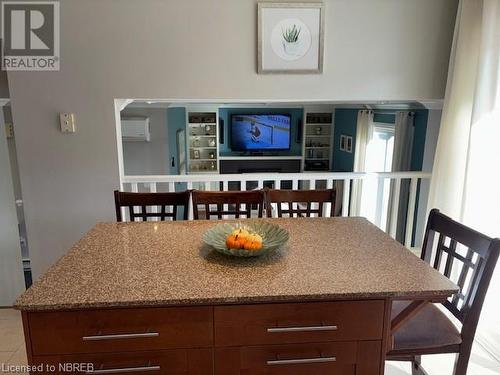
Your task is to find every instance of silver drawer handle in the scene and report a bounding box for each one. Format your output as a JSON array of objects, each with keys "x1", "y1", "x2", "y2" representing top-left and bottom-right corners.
[
  {"x1": 267, "y1": 325, "x2": 337, "y2": 333},
  {"x1": 86, "y1": 365, "x2": 160, "y2": 374},
  {"x1": 267, "y1": 357, "x2": 336, "y2": 366},
  {"x1": 82, "y1": 332, "x2": 159, "y2": 341}
]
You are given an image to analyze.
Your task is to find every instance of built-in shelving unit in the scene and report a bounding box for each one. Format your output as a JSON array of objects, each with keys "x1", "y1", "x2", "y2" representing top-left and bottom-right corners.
[
  {"x1": 303, "y1": 112, "x2": 334, "y2": 171},
  {"x1": 187, "y1": 111, "x2": 219, "y2": 174}
]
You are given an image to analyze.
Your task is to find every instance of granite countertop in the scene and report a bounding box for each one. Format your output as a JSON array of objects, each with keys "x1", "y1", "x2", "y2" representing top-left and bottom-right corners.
[{"x1": 16, "y1": 217, "x2": 458, "y2": 311}]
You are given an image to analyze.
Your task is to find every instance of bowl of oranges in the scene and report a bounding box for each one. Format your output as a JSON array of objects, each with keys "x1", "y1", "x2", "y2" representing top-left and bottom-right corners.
[{"x1": 202, "y1": 221, "x2": 289, "y2": 257}]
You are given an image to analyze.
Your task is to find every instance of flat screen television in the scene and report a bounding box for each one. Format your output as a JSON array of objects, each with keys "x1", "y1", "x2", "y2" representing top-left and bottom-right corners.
[{"x1": 231, "y1": 114, "x2": 291, "y2": 151}]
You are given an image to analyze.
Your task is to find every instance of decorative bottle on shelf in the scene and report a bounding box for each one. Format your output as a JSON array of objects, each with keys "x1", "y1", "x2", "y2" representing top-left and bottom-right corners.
[
  {"x1": 208, "y1": 138, "x2": 216, "y2": 147},
  {"x1": 193, "y1": 137, "x2": 200, "y2": 147},
  {"x1": 205, "y1": 125, "x2": 212, "y2": 135}
]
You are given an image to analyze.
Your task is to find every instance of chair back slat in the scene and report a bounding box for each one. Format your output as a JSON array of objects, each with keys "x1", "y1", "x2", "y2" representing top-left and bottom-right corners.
[
  {"x1": 433, "y1": 234, "x2": 445, "y2": 270},
  {"x1": 192, "y1": 190, "x2": 265, "y2": 220},
  {"x1": 421, "y1": 209, "x2": 500, "y2": 329},
  {"x1": 265, "y1": 188, "x2": 335, "y2": 218},
  {"x1": 451, "y1": 248, "x2": 475, "y2": 307},
  {"x1": 429, "y1": 210, "x2": 492, "y2": 256},
  {"x1": 114, "y1": 190, "x2": 190, "y2": 222},
  {"x1": 443, "y1": 239, "x2": 457, "y2": 278},
  {"x1": 463, "y1": 256, "x2": 484, "y2": 318}
]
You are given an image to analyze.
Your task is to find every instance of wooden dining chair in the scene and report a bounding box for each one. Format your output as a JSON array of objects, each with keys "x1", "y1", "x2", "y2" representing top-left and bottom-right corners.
[
  {"x1": 387, "y1": 209, "x2": 500, "y2": 375},
  {"x1": 114, "y1": 190, "x2": 190, "y2": 221},
  {"x1": 264, "y1": 188, "x2": 336, "y2": 218},
  {"x1": 191, "y1": 190, "x2": 265, "y2": 220}
]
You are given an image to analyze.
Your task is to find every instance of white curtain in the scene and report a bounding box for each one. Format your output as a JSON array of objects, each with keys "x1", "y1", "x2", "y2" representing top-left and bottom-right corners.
[
  {"x1": 350, "y1": 110, "x2": 374, "y2": 216},
  {"x1": 392, "y1": 112, "x2": 415, "y2": 173},
  {"x1": 428, "y1": 0, "x2": 500, "y2": 359},
  {"x1": 387, "y1": 112, "x2": 414, "y2": 240}
]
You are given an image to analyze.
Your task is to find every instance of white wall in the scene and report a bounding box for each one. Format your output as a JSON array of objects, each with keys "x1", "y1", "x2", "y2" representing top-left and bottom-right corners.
[
  {"x1": 7, "y1": 0, "x2": 458, "y2": 278},
  {"x1": 121, "y1": 107, "x2": 169, "y2": 175}
]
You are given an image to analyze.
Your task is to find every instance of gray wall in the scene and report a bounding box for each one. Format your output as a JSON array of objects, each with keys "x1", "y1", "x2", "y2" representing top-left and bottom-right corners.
[
  {"x1": 0, "y1": 106, "x2": 25, "y2": 305},
  {"x1": 0, "y1": 70, "x2": 9, "y2": 98},
  {"x1": 414, "y1": 109, "x2": 443, "y2": 247},
  {"x1": 4, "y1": 105, "x2": 29, "y2": 259},
  {"x1": 121, "y1": 107, "x2": 169, "y2": 175},
  {"x1": 7, "y1": 0, "x2": 458, "y2": 278}
]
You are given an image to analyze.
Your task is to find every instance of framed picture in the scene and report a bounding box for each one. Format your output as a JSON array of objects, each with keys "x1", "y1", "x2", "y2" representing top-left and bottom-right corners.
[
  {"x1": 340, "y1": 135, "x2": 346, "y2": 151},
  {"x1": 340, "y1": 135, "x2": 353, "y2": 153},
  {"x1": 258, "y1": 2, "x2": 325, "y2": 74},
  {"x1": 346, "y1": 136, "x2": 353, "y2": 153}
]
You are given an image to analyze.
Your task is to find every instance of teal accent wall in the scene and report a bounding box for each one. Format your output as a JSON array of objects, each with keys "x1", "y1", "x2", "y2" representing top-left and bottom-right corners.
[
  {"x1": 167, "y1": 107, "x2": 186, "y2": 175},
  {"x1": 332, "y1": 109, "x2": 358, "y2": 171},
  {"x1": 332, "y1": 108, "x2": 429, "y2": 172},
  {"x1": 373, "y1": 112, "x2": 395, "y2": 124},
  {"x1": 218, "y1": 107, "x2": 303, "y2": 156},
  {"x1": 410, "y1": 110, "x2": 429, "y2": 171}
]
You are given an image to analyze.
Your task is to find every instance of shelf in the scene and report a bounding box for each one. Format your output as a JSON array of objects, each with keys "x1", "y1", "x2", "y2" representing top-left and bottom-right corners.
[
  {"x1": 303, "y1": 113, "x2": 332, "y2": 173},
  {"x1": 187, "y1": 111, "x2": 218, "y2": 175},
  {"x1": 188, "y1": 123, "x2": 217, "y2": 126},
  {"x1": 219, "y1": 156, "x2": 302, "y2": 161}
]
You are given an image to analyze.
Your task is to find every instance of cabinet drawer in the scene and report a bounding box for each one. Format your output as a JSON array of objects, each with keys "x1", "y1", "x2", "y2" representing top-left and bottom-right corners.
[
  {"x1": 215, "y1": 342, "x2": 358, "y2": 375},
  {"x1": 28, "y1": 307, "x2": 213, "y2": 355},
  {"x1": 215, "y1": 300, "x2": 384, "y2": 346},
  {"x1": 31, "y1": 348, "x2": 213, "y2": 375}
]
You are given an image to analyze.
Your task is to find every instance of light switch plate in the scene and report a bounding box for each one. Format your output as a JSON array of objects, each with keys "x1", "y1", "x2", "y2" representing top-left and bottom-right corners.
[
  {"x1": 60, "y1": 113, "x2": 76, "y2": 133},
  {"x1": 5, "y1": 123, "x2": 14, "y2": 138}
]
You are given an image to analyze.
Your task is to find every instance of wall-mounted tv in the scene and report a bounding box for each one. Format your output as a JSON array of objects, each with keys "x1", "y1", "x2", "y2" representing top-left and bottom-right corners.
[{"x1": 231, "y1": 114, "x2": 291, "y2": 151}]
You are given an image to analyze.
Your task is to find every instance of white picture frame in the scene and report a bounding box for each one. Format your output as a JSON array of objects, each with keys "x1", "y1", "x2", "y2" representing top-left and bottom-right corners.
[
  {"x1": 340, "y1": 134, "x2": 353, "y2": 153},
  {"x1": 258, "y1": 2, "x2": 325, "y2": 74}
]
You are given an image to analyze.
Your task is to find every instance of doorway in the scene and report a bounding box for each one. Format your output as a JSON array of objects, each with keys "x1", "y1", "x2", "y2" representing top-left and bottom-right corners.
[{"x1": 0, "y1": 99, "x2": 27, "y2": 306}]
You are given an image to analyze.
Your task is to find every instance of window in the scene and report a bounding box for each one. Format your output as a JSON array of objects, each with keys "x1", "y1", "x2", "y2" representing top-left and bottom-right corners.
[{"x1": 359, "y1": 123, "x2": 395, "y2": 229}]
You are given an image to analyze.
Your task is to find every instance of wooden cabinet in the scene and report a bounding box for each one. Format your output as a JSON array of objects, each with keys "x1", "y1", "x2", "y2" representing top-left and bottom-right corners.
[
  {"x1": 214, "y1": 300, "x2": 384, "y2": 346},
  {"x1": 31, "y1": 349, "x2": 213, "y2": 375},
  {"x1": 28, "y1": 307, "x2": 213, "y2": 355},
  {"x1": 23, "y1": 300, "x2": 387, "y2": 375},
  {"x1": 215, "y1": 342, "x2": 358, "y2": 375},
  {"x1": 215, "y1": 341, "x2": 381, "y2": 375}
]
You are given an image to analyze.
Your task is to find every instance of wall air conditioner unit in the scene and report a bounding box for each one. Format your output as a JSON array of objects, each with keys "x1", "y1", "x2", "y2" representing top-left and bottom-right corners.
[{"x1": 121, "y1": 117, "x2": 150, "y2": 142}]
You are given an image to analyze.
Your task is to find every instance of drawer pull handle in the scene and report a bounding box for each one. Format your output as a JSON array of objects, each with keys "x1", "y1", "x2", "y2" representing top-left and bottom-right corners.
[
  {"x1": 82, "y1": 332, "x2": 159, "y2": 341},
  {"x1": 267, "y1": 357, "x2": 336, "y2": 366},
  {"x1": 267, "y1": 325, "x2": 337, "y2": 333},
  {"x1": 86, "y1": 365, "x2": 160, "y2": 374}
]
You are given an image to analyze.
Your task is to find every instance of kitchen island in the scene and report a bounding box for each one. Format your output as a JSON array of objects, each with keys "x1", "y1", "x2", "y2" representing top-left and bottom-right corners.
[{"x1": 16, "y1": 217, "x2": 457, "y2": 374}]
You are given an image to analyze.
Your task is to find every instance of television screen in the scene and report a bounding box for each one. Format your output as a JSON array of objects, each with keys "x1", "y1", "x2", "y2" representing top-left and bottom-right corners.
[{"x1": 231, "y1": 114, "x2": 291, "y2": 150}]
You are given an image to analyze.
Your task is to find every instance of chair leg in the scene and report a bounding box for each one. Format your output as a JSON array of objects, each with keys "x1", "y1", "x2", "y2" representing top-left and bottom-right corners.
[
  {"x1": 411, "y1": 356, "x2": 429, "y2": 375},
  {"x1": 453, "y1": 351, "x2": 471, "y2": 375}
]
